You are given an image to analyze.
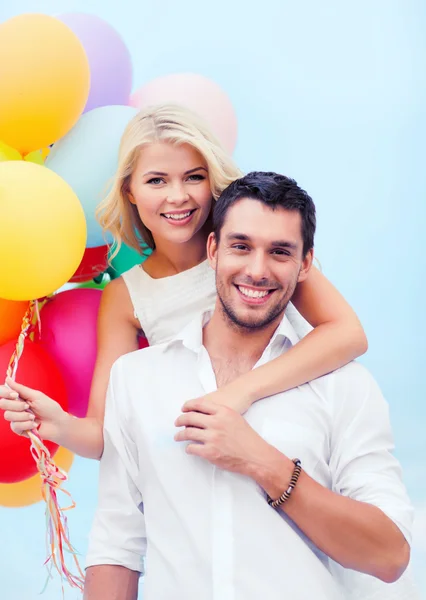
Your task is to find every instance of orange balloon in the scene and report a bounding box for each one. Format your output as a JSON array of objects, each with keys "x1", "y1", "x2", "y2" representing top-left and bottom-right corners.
[
  {"x1": 0, "y1": 14, "x2": 90, "y2": 154},
  {"x1": 0, "y1": 446, "x2": 74, "y2": 508},
  {"x1": 0, "y1": 297, "x2": 29, "y2": 345}
]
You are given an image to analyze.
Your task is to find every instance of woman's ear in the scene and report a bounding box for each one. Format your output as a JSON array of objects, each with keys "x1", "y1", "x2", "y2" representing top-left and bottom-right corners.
[
  {"x1": 207, "y1": 232, "x2": 218, "y2": 270},
  {"x1": 127, "y1": 190, "x2": 137, "y2": 205},
  {"x1": 297, "y1": 248, "x2": 314, "y2": 283}
]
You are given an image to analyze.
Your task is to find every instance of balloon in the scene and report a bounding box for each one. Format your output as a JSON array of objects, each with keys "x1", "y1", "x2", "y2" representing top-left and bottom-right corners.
[
  {"x1": 36, "y1": 289, "x2": 102, "y2": 418},
  {"x1": 76, "y1": 277, "x2": 109, "y2": 291},
  {"x1": 0, "y1": 298, "x2": 29, "y2": 346},
  {"x1": 58, "y1": 13, "x2": 133, "y2": 112},
  {"x1": 70, "y1": 245, "x2": 109, "y2": 283},
  {"x1": 0, "y1": 341, "x2": 68, "y2": 483},
  {"x1": 109, "y1": 243, "x2": 150, "y2": 277},
  {"x1": 138, "y1": 336, "x2": 149, "y2": 350},
  {"x1": 0, "y1": 446, "x2": 74, "y2": 508},
  {"x1": 0, "y1": 140, "x2": 48, "y2": 166},
  {"x1": 130, "y1": 73, "x2": 238, "y2": 154},
  {"x1": 0, "y1": 141, "x2": 21, "y2": 161},
  {"x1": 46, "y1": 105, "x2": 138, "y2": 248},
  {"x1": 0, "y1": 14, "x2": 90, "y2": 154},
  {"x1": 0, "y1": 161, "x2": 86, "y2": 301}
]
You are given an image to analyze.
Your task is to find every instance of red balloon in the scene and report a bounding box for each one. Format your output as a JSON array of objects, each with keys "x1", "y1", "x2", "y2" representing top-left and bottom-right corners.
[
  {"x1": 138, "y1": 335, "x2": 149, "y2": 350},
  {"x1": 0, "y1": 341, "x2": 68, "y2": 483},
  {"x1": 70, "y1": 244, "x2": 108, "y2": 283}
]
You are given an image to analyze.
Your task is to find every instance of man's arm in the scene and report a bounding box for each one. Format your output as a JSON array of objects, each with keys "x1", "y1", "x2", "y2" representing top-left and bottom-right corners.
[
  {"x1": 84, "y1": 566, "x2": 139, "y2": 600},
  {"x1": 84, "y1": 358, "x2": 146, "y2": 600},
  {"x1": 250, "y1": 445, "x2": 410, "y2": 583},
  {"x1": 176, "y1": 367, "x2": 413, "y2": 583},
  {"x1": 244, "y1": 364, "x2": 412, "y2": 583}
]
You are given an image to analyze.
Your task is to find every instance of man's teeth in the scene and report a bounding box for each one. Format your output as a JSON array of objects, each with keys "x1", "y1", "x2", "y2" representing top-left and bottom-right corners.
[
  {"x1": 238, "y1": 286, "x2": 269, "y2": 298},
  {"x1": 163, "y1": 211, "x2": 192, "y2": 220}
]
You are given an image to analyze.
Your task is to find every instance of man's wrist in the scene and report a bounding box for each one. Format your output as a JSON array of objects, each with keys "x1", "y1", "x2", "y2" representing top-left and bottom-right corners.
[{"x1": 244, "y1": 442, "x2": 294, "y2": 499}]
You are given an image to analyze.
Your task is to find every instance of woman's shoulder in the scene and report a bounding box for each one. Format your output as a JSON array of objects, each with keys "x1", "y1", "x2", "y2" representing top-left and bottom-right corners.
[{"x1": 100, "y1": 275, "x2": 139, "y2": 325}]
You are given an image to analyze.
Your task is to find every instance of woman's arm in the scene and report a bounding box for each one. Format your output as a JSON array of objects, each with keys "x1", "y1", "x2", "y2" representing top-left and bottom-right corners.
[
  {"x1": 209, "y1": 266, "x2": 368, "y2": 411},
  {"x1": 0, "y1": 278, "x2": 140, "y2": 459}
]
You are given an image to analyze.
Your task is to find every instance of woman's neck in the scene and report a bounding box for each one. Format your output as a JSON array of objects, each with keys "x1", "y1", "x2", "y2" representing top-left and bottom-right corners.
[{"x1": 145, "y1": 229, "x2": 209, "y2": 277}]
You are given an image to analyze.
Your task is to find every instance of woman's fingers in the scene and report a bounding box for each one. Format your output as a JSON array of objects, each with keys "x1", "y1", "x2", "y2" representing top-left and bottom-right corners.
[
  {"x1": 0, "y1": 398, "x2": 29, "y2": 412},
  {"x1": 11, "y1": 420, "x2": 37, "y2": 436},
  {"x1": 4, "y1": 409, "x2": 34, "y2": 423},
  {"x1": 5, "y1": 377, "x2": 39, "y2": 402}
]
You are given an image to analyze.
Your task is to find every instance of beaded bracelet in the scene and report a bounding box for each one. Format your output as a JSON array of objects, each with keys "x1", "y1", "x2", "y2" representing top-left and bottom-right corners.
[{"x1": 267, "y1": 458, "x2": 302, "y2": 509}]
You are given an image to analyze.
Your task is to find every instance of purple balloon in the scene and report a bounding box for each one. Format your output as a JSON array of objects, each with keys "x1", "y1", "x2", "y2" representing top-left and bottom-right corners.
[{"x1": 58, "y1": 13, "x2": 133, "y2": 112}]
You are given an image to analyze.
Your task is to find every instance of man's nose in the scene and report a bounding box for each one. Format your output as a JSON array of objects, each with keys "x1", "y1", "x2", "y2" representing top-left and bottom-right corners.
[{"x1": 245, "y1": 251, "x2": 270, "y2": 282}]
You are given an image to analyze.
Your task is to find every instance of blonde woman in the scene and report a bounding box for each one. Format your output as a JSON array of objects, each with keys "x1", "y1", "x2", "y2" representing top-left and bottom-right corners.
[{"x1": 0, "y1": 104, "x2": 367, "y2": 460}]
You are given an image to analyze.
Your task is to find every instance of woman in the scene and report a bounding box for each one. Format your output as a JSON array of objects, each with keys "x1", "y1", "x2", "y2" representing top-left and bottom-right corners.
[{"x1": 0, "y1": 104, "x2": 367, "y2": 460}]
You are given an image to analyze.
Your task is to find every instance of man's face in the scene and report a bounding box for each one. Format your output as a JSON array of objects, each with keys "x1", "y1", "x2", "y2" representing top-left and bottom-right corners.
[{"x1": 208, "y1": 198, "x2": 313, "y2": 331}]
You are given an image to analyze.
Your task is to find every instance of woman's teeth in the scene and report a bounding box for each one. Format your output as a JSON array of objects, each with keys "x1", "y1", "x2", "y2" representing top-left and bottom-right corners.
[
  {"x1": 163, "y1": 211, "x2": 192, "y2": 220},
  {"x1": 238, "y1": 286, "x2": 270, "y2": 298}
]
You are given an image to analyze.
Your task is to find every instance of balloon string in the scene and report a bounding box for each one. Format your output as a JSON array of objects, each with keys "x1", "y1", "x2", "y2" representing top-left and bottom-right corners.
[{"x1": 5, "y1": 299, "x2": 85, "y2": 593}]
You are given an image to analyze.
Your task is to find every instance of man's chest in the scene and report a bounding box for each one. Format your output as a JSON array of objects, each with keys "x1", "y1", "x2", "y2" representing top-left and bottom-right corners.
[{"x1": 128, "y1": 357, "x2": 333, "y2": 491}]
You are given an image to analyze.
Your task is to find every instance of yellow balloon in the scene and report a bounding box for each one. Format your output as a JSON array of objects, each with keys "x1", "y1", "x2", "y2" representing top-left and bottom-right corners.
[
  {"x1": 0, "y1": 161, "x2": 87, "y2": 301},
  {"x1": 0, "y1": 141, "x2": 21, "y2": 162},
  {"x1": 0, "y1": 14, "x2": 90, "y2": 154},
  {"x1": 24, "y1": 149, "x2": 45, "y2": 165},
  {"x1": 0, "y1": 447, "x2": 74, "y2": 508}
]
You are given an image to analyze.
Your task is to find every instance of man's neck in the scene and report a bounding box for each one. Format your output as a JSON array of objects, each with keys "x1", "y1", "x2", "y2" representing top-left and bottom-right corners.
[{"x1": 203, "y1": 303, "x2": 280, "y2": 388}]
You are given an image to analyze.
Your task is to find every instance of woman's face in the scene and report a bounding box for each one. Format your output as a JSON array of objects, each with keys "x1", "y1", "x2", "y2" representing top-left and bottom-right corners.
[{"x1": 129, "y1": 142, "x2": 213, "y2": 247}]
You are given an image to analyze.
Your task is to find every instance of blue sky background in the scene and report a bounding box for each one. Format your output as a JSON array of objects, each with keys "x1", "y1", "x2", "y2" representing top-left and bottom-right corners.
[{"x1": 0, "y1": 0, "x2": 425, "y2": 598}]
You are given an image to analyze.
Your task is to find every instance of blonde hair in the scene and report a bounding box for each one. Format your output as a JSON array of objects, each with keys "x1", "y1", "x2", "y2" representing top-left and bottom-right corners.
[{"x1": 97, "y1": 103, "x2": 242, "y2": 257}]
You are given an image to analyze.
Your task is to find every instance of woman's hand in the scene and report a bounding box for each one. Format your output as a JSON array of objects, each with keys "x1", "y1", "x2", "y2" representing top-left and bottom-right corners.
[
  {"x1": 186, "y1": 387, "x2": 253, "y2": 415},
  {"x1": 0, "y1": 377, "x2": 70, "y2": 443}
]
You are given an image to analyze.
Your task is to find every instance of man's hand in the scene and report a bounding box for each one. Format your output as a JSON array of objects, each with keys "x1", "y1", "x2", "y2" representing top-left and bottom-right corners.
[{"x1": 174, "y1": 398, "x2": 271, "y2": 476}]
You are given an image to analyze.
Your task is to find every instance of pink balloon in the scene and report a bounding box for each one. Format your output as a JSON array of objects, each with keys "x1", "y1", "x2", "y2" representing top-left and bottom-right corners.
[
  {"x1": 35, "y1": 289, "x2": 102, "y2": 418},
  {"x1": 130, "y1": 73, "x2": 238, "y2": 154}
]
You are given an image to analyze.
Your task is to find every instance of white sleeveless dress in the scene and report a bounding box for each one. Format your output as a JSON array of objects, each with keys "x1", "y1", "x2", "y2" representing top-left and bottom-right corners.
[{"x1": 121, "y1": 259, "x2": 312, "y2": 345}]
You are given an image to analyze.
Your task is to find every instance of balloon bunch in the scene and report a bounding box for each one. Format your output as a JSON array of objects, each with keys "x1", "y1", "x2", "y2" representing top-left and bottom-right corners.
[
  {"x1": 0, "y1": 9, "x2": 238, "y2": 593},
  {"x1": 0, "y1": 12, "x2": 137, "y2": 593}
]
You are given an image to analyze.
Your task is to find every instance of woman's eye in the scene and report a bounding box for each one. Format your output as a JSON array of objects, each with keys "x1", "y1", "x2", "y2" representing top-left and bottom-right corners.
[
  {"x1": 187, "y1": 174, "x2": 205, "y2": 181},
  {"x1": 146, "y1": 177, "x2": 165, "y2": 185}
]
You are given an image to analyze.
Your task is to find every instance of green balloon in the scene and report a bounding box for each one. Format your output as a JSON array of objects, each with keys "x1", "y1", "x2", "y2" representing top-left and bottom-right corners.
[
  {"x1": 75, "y1": 275, "x2": 110, "y2": 290},
  {"x1": 109, "y1": 243, "x2": 151, "y2": 278}
]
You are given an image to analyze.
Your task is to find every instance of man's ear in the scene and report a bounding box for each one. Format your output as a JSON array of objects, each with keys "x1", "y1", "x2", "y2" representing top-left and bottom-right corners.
[
  {"x1": 206, "y1": 232, "x2": 218, "y2": 270},
  {"x1": 297, "y1": 248, "x2": 314, "y2": 283}
]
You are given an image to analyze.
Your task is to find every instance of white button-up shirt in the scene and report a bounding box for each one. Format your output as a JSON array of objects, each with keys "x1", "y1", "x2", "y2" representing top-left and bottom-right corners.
[{"x1": 86, "y1": 312, "x2": 414, "y2": 600}]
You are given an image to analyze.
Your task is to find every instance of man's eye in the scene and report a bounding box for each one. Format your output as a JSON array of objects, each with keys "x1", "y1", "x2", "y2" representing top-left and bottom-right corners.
[
  {"x1": 272, "y1": 249, "x2": 290, "y2": 256},
  {"x1": 233, "y1": 244, "x2": 249, "y2": 251}
]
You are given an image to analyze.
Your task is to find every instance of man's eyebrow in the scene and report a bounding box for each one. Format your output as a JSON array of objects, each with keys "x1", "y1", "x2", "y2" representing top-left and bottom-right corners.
[
  {"x1": 270, "y1": 240, "x2": 298, "y2": 250},
  {"x1": 225, "y1": 232, "x2": 298, "y2": 249},
  {"x1": 225, "y1": 233, "x2": 251, "y2": 241}
]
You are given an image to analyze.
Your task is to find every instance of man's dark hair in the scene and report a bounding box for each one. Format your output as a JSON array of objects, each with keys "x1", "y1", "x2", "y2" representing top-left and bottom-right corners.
[{"x1": 213, "y1": 171, "x2": 316, "y2": 256}]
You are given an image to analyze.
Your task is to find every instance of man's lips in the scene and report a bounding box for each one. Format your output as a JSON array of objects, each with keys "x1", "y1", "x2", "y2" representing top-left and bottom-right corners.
[{"x1": 234, "y1": 284, "x2": 277, "y2": 305}]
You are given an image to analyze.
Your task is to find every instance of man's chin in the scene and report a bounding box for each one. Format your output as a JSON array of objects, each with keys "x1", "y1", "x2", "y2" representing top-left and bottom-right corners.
[{"x1": 224, "y1": 307, "x2": 278, "y2": 332}]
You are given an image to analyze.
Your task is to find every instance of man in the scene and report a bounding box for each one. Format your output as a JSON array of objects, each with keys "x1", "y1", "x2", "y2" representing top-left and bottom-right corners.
[{"x1": 84, "y1": 172, "x2": 413, "y2": 600}]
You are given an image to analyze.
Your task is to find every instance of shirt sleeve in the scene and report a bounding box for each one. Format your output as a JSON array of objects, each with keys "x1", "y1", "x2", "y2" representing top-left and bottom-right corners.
[
  {"x1": 86, "y1": 358, "x2": 147, "y2": 573},
  {"x1": 329, "y1": 363, "x2": 414, "y2": 545},
  {"x1": 285, "y1": 302, "x2": 313, "y2": 339}
]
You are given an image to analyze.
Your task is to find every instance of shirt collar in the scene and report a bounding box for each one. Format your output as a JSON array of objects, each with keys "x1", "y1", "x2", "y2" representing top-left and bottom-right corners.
[{"x1": 167, "y1": 308, "x2": 300, "y2": 356}]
